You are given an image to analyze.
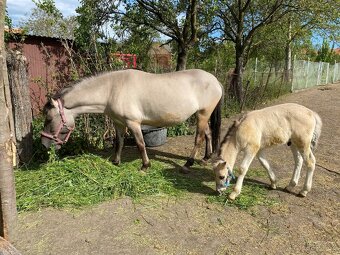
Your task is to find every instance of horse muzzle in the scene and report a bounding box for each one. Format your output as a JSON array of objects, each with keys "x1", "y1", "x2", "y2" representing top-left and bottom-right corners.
[{"x1": 216, "y1": 184, "x2": 227, "y2": 195}]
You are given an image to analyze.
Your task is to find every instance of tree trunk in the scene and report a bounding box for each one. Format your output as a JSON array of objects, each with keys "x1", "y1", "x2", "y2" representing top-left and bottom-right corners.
[
  {"x1": 0, "y1": 0, "x2": 18, "y2": 241},
  {"x1": 176, "y1": 45, "x2": 188, "y2": 71},
  {"x1": 229, "y1": 45, "x2": 244, "y2": 103},
  {"x1": 0, "y1": 237, "x2": 21, "y2": 255},
  {"x1": 284, "y1": 19, "x2": 292, "y2": 83},
  {"x1": 7, "y1": 50, "x2": 33, "y2": 164}
]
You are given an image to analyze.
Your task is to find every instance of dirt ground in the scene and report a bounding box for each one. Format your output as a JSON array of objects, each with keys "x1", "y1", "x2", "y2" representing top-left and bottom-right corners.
[{"x1": 13, "y1": 83, "x2": 340, "y2": 255}]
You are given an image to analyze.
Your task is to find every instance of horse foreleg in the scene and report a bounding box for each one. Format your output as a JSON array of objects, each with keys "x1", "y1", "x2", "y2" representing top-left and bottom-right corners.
[
  {"x1": 285, "y1": 145, "x2": 303, "y2": 193},
  {"x1": 299, "y1": 149, "x2": 316, "y2": 197},
  {"x1": 229, "y1": 148, "x2": 257, "y2": 200},
  {"x1": 126, "y1": 121, "x2": 150, "y2": 171},
  {"x1": 257, "y1": 150, "x2": 277, "y2": 189},
  {"x1": 182, "y1": 113, "x2": 209, "y2": 173},
  {"x1": 112, "y1": 125, "x2": 126, "y2": 165}
]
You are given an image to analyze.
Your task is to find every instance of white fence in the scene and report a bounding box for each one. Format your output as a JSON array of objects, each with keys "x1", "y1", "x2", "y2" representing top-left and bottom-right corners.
[{"x1": 292, "y1": 60, "x2": 340, "y2": 91}]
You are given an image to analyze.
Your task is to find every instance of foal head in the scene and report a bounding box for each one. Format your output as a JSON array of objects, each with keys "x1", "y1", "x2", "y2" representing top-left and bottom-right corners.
[
  {"x1": 41, "y1": 98, "x2": 75, "y2": 149},
  {"x1": 212, "y1": 119, "x2": 241, "y2": 194},
  {"x1": 213, "y1": 158, "x2": 229, "y2": 194}
]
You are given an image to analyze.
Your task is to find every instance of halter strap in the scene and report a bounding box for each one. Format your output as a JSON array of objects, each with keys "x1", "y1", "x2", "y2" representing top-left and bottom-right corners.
[{"x1": 41, "y1": 99, "x2": 74, "y2": 145}]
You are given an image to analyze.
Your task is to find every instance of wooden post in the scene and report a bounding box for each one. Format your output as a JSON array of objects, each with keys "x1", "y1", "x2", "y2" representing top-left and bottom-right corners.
[{"x1": 0, "y1": 0, "x2": 18, "y2": 242}]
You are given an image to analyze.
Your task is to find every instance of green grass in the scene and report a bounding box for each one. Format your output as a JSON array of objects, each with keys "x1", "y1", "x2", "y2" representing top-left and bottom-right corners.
[
  {"x1": 207, "y1": 183, "x2": 278, "y2": 210},
  {"x1": 15, "y1": 154, "x2": 278, "y2": 212},
  {"x1": 15, "y1": 154, "x2": 182, "y2": 211}
]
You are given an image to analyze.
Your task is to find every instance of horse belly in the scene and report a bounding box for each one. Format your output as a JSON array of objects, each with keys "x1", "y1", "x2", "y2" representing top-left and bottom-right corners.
[{"x1": 142, "y1": 108, "x2": 196, "y2": 127}]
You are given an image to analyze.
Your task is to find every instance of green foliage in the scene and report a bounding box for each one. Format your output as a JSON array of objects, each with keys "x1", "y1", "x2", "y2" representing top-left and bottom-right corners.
[
  {"x1": 4, "y1": 9, "x2": 12, "y2": 42},
  {"x1": 20, "y1": 0, "x2": 77, "y2": 39},
  {"x1": 314, "y1": 40, "x2": 340, "y2": 63},
  {"x1": 167, "y1": 122, "x2": 195, "y2": 137}
]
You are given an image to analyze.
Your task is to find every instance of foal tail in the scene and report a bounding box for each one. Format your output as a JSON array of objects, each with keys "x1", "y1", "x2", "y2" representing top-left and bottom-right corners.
[
  {"x1": 210, "y1": 96, "x2": 222, "y2": 153},
  {"x1": 311, "y1": 112, "x2": 322, "y2": 151}
]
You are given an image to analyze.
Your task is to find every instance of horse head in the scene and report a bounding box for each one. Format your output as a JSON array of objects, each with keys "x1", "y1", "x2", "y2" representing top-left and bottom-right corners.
[
  {"x1": 41, "y1": 98, "x2": 75, "y2": 149},
  {"x1": 213, "y1": 158, "x2": 229, "y2": 194}
]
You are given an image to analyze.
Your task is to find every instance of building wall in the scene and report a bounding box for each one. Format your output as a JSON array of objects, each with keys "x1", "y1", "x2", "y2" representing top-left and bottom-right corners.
[{"x1": 8, "y1": 36, "x2": 72, "y2": 115}]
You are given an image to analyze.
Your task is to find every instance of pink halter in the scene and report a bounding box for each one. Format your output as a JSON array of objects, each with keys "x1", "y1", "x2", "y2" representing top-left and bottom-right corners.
[{"x1": 41, "y1": 99, "x2": 74, "y2": 145}]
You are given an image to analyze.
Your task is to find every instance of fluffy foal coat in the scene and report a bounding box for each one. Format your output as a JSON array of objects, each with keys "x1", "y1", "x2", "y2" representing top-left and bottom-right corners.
[{"x1": 213, "y1": 103, "x2": 322, "y2": 200}]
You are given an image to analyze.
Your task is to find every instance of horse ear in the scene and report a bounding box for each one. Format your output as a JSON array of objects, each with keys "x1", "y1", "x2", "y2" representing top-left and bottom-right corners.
[
  {"x1": 213, "y1": 158, "x2": 226, "y2": 169},
  {"x1": 218, "y1": 160, "x2": 227, "y2": 168},
  {"x1": 50, "y1": 98, "x2": 59, "y2": 109}
]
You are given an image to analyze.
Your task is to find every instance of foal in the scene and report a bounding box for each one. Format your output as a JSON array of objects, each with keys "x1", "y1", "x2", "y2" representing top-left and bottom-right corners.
[{"x1": 213, "y1": 103, "x2": 322, "y2": 200}]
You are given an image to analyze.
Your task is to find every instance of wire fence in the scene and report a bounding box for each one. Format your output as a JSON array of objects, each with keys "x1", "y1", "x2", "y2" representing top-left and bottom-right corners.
[{"x1": 292, "y1": 60, "x2": 340, "y2": 91}]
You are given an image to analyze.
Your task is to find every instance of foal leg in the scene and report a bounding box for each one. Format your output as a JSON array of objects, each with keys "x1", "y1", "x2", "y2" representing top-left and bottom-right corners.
[
  {"x1": 229, "y1": 148, "x2": 257, "y2": 200},
  {"x1": 182, "y1": 111, "x2": 209, "y2": 173},
  {"x1": 257, "y1": 150, "x2": 277, "y2": 189},
  {"x1": 112, "y1": 125, "x2": 126, "y2": 165},
  {"x1": 299, "y1": 148, "x2": 316, "y2": 197},
  {"x1": 284, "y1": 145, "x2": 303, "y2": 193},
  {"x1": 126, "y1": 121, "x2": 150, "y2": 171}
]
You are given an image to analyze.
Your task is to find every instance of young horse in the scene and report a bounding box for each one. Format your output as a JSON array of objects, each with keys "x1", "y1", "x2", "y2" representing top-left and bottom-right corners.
[
  {"x1": 41, "y1": 69, "x2": 223, "y2": 171},
  {"x1": 213, "y1": 103, "x2": 322, "y2": 200}
]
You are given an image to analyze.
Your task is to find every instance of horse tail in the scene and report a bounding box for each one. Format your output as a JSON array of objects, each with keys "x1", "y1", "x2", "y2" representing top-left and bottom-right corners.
[
  {"x1": 210, "y1": 87, "x2": 223, "y2": 152},
  {"x1": 311, "y1": 111, "x2": 322, "y2": 151}
]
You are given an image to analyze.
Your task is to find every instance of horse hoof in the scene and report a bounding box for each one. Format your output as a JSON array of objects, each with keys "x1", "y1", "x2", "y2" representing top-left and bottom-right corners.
[
  {"x1": 180, "y1": 166, "x2": 190, "y2": 174},
  {"x1": 112, "y1": 160, "x2": 120, "y2": 166},
  {"x1": 270, "y1": 184, "x2": 277, "y2": 190},
  {"x1": 284, "y1": 186, "x2": 294, "y2": 193},
  {"x1": 298, "y1": 190, "x2": 308, "y2": 197},
  {"x1": 229, "y1": 192, "x2": 237, "y2": 200}
]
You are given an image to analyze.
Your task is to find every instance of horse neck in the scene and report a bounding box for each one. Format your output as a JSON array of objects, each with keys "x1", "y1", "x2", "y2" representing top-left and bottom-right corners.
[
  {"x1": 219, "y1": 138, "x2": 239, "y2": 171},
  {"x1": 62, "y1": 79, "x2": 109, "y2": 116}
]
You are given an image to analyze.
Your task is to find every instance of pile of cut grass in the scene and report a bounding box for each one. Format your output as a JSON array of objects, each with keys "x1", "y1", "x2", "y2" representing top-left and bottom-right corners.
[
  {"x1": 15, "y1": 154, "x2": 278, "y2": 212},
  {"x1": 15, "y1": 154, "x2": 182, "y2": 211}
]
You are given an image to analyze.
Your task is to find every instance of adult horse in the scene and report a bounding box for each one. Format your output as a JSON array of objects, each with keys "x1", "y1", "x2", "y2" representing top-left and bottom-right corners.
[{"x1": 41, "y1": 69, "x2": 223, "y2": 171}]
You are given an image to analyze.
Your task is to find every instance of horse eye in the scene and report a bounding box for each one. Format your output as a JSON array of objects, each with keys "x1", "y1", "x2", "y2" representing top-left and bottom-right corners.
[{"x1": 219, "y1": 175, "x2": 225, "y2": 180}]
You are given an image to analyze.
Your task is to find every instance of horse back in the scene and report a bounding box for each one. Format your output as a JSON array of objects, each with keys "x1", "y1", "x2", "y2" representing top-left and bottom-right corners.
[
  {"x1": 237, "y1": 103, "x2": 318, "y2": 149},
  {"x1": 108, "y1": 69, "x2": 222, "y2": 125}
]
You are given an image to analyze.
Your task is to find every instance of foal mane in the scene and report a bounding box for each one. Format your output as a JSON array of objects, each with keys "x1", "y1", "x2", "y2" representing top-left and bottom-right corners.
[{"x1": 218, "y1": 115, "x2": 245, "y2": 155}]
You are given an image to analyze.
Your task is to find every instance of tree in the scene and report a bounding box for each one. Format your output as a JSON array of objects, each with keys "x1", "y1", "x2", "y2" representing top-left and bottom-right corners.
[
  {"x1": 20, "y1": 0, "x2": 77, "y2": 39},
  {"x1": 0, "y1": 0, "x2": 18, "y2": 241},
  {"x1": 215, "y1": 0, "x2": 297, "y2": 102},
  {"x1": 123, "y1": 0, "x2": 206, "y2": 71},
  {"x1": 75, "y1": 0, "x2": 121, "y2": 74}
]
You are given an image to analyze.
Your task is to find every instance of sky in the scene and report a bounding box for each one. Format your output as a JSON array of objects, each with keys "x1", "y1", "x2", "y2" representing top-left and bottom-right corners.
[{"x1": 6, "y1": 0, "x2": 80, "y2": 27}]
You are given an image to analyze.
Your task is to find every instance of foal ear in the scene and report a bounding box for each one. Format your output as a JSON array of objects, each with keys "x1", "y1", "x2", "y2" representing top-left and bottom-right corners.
[
  {"x1": 218, "y1": 161, "x2": 227, "y2": 168},
  {"x1": 213, "y1": 158, "x2": 226, "y2": 169}
]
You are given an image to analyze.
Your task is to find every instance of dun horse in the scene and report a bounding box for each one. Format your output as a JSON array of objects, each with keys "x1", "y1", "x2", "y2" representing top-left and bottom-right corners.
[
  {"x1": 213, "y1": 103, "x2": 322, "y2": 200},
  {"x1": 41, "y1": 69, "x2": 223, "y2": 171}
]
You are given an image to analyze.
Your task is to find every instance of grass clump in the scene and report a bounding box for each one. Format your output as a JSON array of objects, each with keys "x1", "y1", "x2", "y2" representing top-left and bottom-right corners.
[
  {"x1": 206, "y1": 168, "x2": 278, "y2": 210},
  {"x1": 15, "y1": 154, "x2": 181, "y2": 212},
  {"x1": 207, "y1": 183, "x2": 277, "y2": 210}
]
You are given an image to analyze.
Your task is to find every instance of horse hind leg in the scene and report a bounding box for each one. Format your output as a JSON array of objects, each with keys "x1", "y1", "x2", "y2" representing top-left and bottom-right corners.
[
  {"x1": 126, "y1": 121, "x2": 151, "y2": 171},
  {"x1": 182, "y1": 111, "x2": 209, "y2": 173},
  {"x1": 299, "y1": 148, "x2": 316, "y2": 197},
  {"x1": 257, "y1": 150, "x2": 277, "y2": 189},
  {"x1": 285, "y1": 145, "x2": 303, "y2": 193},
  {"x1": 202, "y1": 125, "x2": 213, "y2": 163}
]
